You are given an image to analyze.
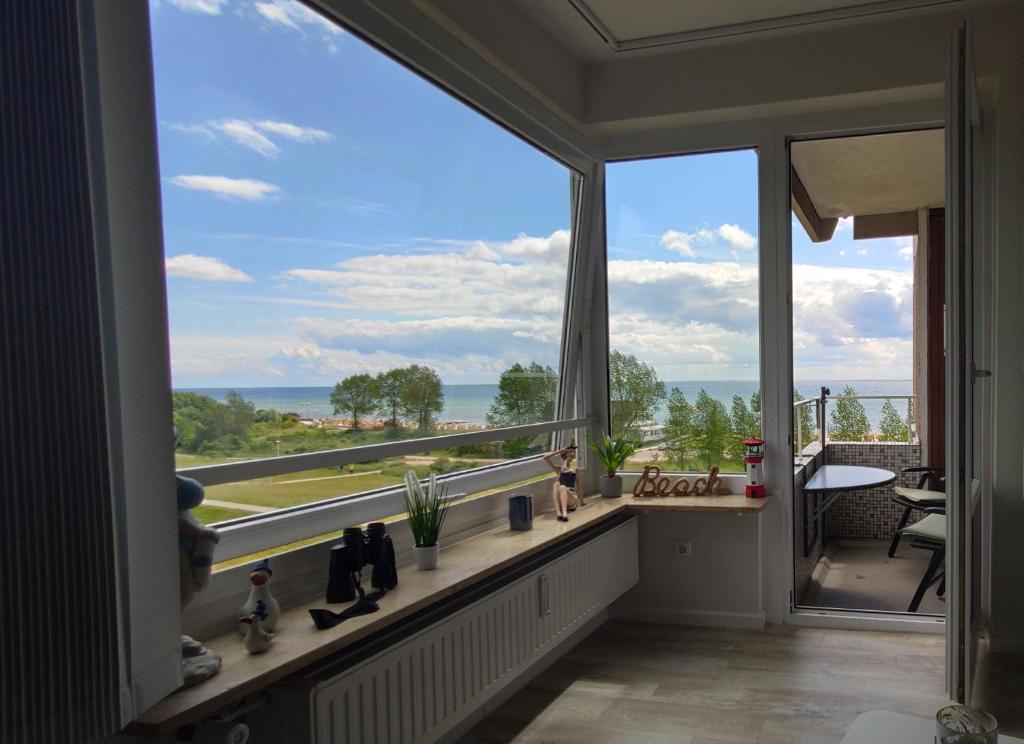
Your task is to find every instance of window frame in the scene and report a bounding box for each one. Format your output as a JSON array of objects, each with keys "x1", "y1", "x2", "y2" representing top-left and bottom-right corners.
[
  {"x1": 602, "y1": 146, "x2": 765, "y2": 473},
  {"x1": 160, "y1": 0, "x2": 605, "y2": 565}
]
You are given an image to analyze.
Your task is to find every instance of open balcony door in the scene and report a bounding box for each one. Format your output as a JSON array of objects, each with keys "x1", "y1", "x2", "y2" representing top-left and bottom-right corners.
[{"x1": 945, "y1": 21, "x2": 983, "y2": 705}]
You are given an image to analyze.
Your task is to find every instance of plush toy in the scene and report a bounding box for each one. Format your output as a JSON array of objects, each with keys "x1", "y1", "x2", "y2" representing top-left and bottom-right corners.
[
  {"x1": 177, "y1": 472, "x2": 223, "y2": 687},
  {"x1": 178, "y1": 475, "x2": 220, "y2": 602}
]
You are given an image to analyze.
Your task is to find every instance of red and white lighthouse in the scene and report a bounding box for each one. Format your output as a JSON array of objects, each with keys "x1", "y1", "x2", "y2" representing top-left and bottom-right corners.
[{"x1": 743, "y1": 437, "x2": 766, "y2": 498}]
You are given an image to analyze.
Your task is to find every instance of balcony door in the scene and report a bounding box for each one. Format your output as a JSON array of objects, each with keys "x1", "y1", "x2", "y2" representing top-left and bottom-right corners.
[{"x1": 945, "y1": 21, "x2": 985, "y2": 705}]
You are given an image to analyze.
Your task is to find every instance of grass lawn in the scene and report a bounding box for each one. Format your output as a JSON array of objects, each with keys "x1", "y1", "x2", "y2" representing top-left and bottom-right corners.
[
  {"x1": 192, "y1": 505, "x2": 255, "y2": 523},
  {"x1": 204, "y1": 471, "x2": 405, "y2": 510}
]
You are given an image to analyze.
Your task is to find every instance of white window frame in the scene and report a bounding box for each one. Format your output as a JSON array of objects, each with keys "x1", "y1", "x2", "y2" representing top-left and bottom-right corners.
[
  {"x1": 186, "y1": 419, "x2": 589, "y2": 563},
  {"x1": 602, "y1": 146, "x2": 765, "y2": 474}
]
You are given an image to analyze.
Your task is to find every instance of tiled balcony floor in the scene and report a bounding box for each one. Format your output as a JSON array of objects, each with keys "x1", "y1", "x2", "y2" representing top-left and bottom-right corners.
[{"x1": 799, "y1": 539, "x2": 945, "y2": 615}]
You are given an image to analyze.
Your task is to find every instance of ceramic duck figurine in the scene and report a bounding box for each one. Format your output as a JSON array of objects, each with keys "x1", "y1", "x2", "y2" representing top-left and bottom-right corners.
[
  {"x1": 239, "y1": 559, "x2": 280, "y2": 634},
  {"x1": 240, "y1": 601, "x2": 274, "y2": 654}
]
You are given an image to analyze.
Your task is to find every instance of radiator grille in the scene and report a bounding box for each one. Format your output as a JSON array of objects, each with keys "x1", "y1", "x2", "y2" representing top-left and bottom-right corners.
[{"x1": 287, "y1": 518, "x2": 638, "y2": 744}]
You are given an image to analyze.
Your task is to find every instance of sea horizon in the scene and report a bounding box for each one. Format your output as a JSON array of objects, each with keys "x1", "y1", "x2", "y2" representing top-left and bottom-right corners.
[{"x1": 177, "y1": 379, "x2": 913, "y2": 430}]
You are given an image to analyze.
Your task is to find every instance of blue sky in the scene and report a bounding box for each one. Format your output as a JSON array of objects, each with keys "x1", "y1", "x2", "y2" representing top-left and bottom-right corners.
[{"x1": 151, "y1": 0, "x2": 914, "y2": 388}]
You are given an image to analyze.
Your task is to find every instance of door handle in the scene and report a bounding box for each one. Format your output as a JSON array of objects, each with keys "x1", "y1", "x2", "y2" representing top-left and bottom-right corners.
[
  {"x1": 538, "y1": 574, "x2": 551, "y2": 617},
  {"x1": 972, "y1": 363, "x2": 992, "y2": 379}
]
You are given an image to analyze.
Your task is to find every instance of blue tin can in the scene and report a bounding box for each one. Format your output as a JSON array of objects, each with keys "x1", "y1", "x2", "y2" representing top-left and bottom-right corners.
[{"x1": 508, "y1": 494, "x2": 533, "y2": 531}]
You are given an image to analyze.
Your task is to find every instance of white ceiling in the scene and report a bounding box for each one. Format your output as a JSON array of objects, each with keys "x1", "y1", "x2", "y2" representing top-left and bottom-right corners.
[
  {"x1": 579, "y1": 0, "x2": 885, "y2": 39},
  {"x1": 514, "y1": 0, "x2": 968, "y2": 59},
  {"x1": 791, "y1": 128, "x2": 945, "y2": 217}
]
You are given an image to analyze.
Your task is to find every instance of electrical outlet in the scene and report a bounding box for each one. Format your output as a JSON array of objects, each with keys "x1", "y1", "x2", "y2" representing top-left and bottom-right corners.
[{"x1": 672, "y1": 539, "x2": 693, "y2": 558}]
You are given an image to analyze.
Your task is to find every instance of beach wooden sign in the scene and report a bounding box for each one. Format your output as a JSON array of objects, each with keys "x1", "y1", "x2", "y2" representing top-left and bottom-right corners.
[{"x1": 632, "y1": 465, "x2": 722, "y2": 498}]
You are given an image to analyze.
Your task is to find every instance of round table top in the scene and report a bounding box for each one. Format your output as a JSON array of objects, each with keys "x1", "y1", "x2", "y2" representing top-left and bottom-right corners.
[{"x1": 803, "y1": 464, "x2": 896, "y2": 493}]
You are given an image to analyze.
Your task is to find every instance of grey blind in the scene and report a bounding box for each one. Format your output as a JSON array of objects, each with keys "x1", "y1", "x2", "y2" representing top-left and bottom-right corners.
[{"x1": 1, "y1": 2, "x2": 122, "y2": 742}]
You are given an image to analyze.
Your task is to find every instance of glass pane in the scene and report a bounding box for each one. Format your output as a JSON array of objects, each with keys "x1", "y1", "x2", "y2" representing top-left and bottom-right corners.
[
  {"x1": 791, "y1": 133, "x2": 921, "y2": 454},
  {"x1": 606, "y1": 150, "x2": 760, "y2": 474},
  {"x1": 150, "y1": 1, "x2": 573, "y2": 511}
]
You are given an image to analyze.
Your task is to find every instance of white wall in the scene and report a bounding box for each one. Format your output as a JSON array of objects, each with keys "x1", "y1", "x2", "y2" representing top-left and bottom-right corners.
[{"x1": 612, "y1": 510, "x2": 765, "y2": 629}]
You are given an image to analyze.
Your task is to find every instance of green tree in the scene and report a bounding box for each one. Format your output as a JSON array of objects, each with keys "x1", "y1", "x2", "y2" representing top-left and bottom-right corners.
[
  {"x1": 728, "y1": 394, "x2": 760, "y2": 460},
  {"x1": 690, "y1": 389, "x2": 733, "y2": 469},
  {"x1": 793, "y1": 388, "x2": 817, "y2": 450},
  {"x1": 663, "y1": 388, "x2": 694, "y2": 469},
  {"x1": 376, "y1": 367, "x2": 411, "y2": 432},
  {"x1": 609, "y1": 350, "x2": 666, "y2": 442},
  {"x1": 829, "y1": 385, "x2": 870, "y2": 441},
  {"x1": 330, "y1": 374, "x2": 380, "y2": 430},
  {"x1": 172, "y1": 391, "x2": 256, "y2": 453},
  {"x1": 878, "y1": 399, "x2": 910, "y2": 442},
  {"x1": 486, "y1": 362, "x2": 557, "y2": 427},
  {"x1": 400, "y1": 364, "x2": 445, "y2": 433}
]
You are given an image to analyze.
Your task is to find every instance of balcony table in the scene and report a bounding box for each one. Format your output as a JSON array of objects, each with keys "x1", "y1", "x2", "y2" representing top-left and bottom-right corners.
[{"x1": 801, "y1": 464, "x2": 895, "y2": 556}]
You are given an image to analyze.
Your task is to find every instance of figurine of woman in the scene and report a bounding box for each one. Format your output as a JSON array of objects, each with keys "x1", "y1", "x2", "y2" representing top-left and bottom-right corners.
[{"x1": 543, "y1": 446, "x2": 581, "y2": 522}]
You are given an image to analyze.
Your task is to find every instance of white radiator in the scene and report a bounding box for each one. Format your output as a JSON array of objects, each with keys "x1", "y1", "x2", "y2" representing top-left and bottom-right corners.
[{"x1": 251, "y1": 516, "x2": 638, "y2": 744}]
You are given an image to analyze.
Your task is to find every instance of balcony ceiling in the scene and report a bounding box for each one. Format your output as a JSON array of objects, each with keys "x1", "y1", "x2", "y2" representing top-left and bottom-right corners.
[
  {"x1": 513, "y1": 0, "x2": 970, "y2": 59},
  {"x1": 792, "y1": 128, "x2": 945, "y2": 219}
]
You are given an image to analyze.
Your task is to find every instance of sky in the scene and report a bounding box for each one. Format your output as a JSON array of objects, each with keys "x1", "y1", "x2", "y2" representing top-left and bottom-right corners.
[{"x1": 151, "y1": 0, "x2": 915, "y2": 388}]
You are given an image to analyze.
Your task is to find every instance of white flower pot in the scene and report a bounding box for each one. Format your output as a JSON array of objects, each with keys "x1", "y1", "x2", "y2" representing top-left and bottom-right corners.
[{"x1": 414, "y1": 543, "x2": 439, "y2": 570}]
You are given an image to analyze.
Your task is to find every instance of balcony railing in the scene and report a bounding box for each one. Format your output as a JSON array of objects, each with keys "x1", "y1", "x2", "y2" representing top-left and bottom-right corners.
[{"x1": 793, "y1": 388, "x2": 917, "y2": 456}]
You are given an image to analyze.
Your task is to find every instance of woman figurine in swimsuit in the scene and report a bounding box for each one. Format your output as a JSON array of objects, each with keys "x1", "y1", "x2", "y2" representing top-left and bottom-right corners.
[{"x1": 543, "y1": 446, "x2": 581, "y2": 522}]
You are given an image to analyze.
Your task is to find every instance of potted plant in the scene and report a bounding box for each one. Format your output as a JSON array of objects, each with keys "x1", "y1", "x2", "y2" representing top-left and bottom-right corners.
[
  {"x1": 590, "y1": 433, "x2": 637, "y2": 498},
  {"x1": 403, "y1": 470, "x2": 452, "y2": 570}
]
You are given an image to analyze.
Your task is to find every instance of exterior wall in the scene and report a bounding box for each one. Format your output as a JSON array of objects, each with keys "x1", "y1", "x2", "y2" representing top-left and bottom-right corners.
[{"x1": 825, "y1": 443, "x2": 922, "y2": 539}]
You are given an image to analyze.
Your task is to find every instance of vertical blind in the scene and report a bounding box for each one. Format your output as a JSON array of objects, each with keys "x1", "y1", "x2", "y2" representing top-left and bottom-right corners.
[{"x1": 0, "y1": 2, "x2": 122, "y2": 742}]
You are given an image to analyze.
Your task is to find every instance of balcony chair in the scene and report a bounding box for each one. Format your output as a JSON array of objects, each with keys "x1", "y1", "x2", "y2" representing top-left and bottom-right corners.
[
  {"x1": 888, "y1": 466, "x2": 945, "y2": 557},
  {"x1": 898, "y1": 510, "x2": 946, "y2": 613}
]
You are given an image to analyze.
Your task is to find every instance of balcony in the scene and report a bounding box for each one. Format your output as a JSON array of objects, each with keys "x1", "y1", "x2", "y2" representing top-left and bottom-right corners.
[{"x1": 792, "y1": 391, "x2": 942, "y2": 616}]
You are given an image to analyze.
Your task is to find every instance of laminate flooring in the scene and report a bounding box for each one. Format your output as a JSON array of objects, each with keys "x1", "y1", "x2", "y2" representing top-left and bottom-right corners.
[{"x1": 457, "y1": 621, "x2": 949, "y2": 744}]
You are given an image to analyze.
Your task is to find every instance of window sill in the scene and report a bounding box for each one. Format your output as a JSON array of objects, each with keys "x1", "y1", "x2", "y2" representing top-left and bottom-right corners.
[{"x1": 129, "y1": 492, "x2": 769, "y2": 736}]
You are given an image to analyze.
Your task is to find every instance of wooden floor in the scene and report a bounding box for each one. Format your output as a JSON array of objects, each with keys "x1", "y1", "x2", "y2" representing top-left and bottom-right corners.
[
  {"x1": 973, "y1": 636, "x2": 1024, "y2": 736},
  {"x1": 458, "y1": 621, "x2": 948, "y2": 743}
]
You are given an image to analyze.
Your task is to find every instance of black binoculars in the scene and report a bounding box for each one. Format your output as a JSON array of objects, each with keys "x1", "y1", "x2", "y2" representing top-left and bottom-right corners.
[{"x1": 326, "y1": 522, "x2": 398, "y2": 603}]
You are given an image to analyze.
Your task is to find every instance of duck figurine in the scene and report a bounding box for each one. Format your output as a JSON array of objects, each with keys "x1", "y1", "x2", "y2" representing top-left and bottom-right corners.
[
  {"x1": 239, "y1": 559, "x2": 280, "y2": 635},
  {"x1": 240, "y1": 600, "x2": 274, "y2": 654}
]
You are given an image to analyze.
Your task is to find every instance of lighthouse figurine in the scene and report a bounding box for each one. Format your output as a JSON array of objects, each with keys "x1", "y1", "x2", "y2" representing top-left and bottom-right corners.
[{"x1": 743, "y1": 437, "x2": 766, "y2": 498}]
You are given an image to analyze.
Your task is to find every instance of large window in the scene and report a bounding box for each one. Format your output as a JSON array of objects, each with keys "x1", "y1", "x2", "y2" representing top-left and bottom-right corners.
[
  {"x1": 149, "y1": 0, "x2": 578, "y2": 556},
  {"x1": 606, "y1": 150, "x2": 760, "y2": 474}
]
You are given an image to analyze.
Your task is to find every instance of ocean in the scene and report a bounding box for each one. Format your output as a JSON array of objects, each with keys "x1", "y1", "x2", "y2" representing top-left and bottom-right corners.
[{"x1": 178, "y1": 379, "x2": 912, "y2": 431}]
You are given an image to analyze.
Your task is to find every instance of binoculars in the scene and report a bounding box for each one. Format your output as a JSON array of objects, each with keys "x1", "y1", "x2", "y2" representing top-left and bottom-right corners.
[{"x1": 326, "y1": 522, "x2": 398, "y2": 603}]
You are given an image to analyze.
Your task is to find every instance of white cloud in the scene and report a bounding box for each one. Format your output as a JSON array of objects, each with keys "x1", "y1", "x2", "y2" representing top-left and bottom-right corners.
[
  {"x1": 167, "y1": 0, "x2": 228, "y2": 14},
  {"x1": 898, "y1": 244, "x2": 915, "y2": 261},
  {"x1": 168, "y1": 174, "x2": 279, "y2": 201},
  {"x1": 466, "y1": 242, "x2": 500, "y2": 261},
  {"x1": 171, "y1": 118, "x2": 331, "y2": 156},
  {"x1": 166, "y1": 254, "x2": 253, "y2": 282},
  {"x1": 254, "y1": 120, "x2": 331, "y2": 143},
  {"x1": 211, "y1": 119, "x2": 280, "y2": 157},
  {"x1": 836, "y1": 216, "x2": 854, "y2": 232},
  {"x1": 660, "y1": 224, "x2": 756, "y2": 257},
  {"x1": 254, "y1": 0, "x2": 341, "y2": 35},
  {"x1": 659, "y1": 230, "x2": 700, "y2": 257},
  {"x1": 855, "y1": 248, "x2": 869, "y2": 256},
  {"x1": 165, "y1": 121, "x2": 216, "y2": 141},
  {"x1": 717, "y1": 223, "x2": 757, "y2": 249}
]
